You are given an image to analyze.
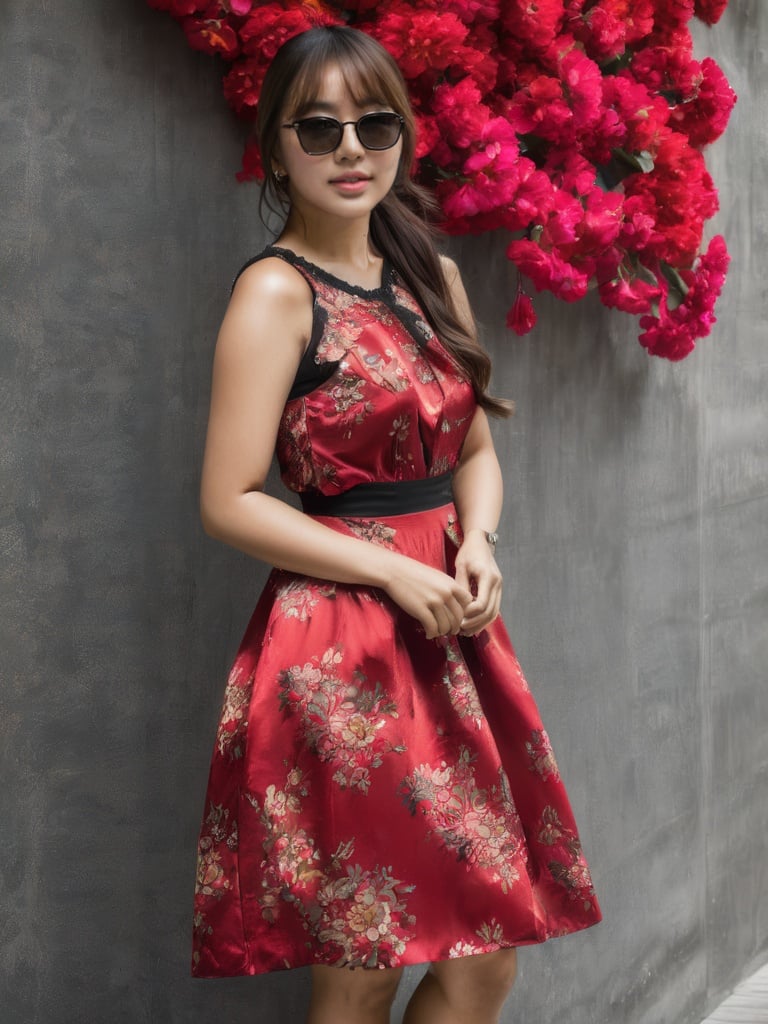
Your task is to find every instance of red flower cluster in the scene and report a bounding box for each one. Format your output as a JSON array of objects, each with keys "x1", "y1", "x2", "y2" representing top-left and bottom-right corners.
[{"x1": 147, "y1": 0, "x2": 736, "y2": 360}]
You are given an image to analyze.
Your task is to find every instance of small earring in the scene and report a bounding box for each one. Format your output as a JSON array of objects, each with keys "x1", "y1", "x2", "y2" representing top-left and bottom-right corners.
[{"x1": 273, "y1": 168, "x2": 288, "y2": 185}]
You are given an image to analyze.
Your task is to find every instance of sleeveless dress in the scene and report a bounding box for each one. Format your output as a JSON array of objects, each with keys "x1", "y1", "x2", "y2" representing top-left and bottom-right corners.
[{"x1": 191, "y1": 244, "x2": 602, "y2": 977}]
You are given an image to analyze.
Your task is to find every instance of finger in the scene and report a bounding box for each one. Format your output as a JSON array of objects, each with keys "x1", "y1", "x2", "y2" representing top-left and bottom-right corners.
[
  {"x1": 460, "y1": 597, "x2": 500, "y2": 634},
  {"x1": 453, "y1": 561, "x2": 471, "y2": 596},
  {"x1": 471, "y1": 571, "x2": 491, "y2": 614},
  {"x1": 430, "y1": 592, "x2": 470, "y2": 636},
  {"x1": 450, "y1": 583, "x2": 474, "y2": 610},
  {"x1": 427, "y1": 606, "x2": 453, "y2": 639},
  {"x1": 461, "y1": 595, "x2": 487, "y2": 620}
]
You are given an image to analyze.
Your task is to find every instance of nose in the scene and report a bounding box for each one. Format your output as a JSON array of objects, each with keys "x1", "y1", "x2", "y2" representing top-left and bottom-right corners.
[{"x1": 335, "y1": 121, "x2": 365, "y2": 160}]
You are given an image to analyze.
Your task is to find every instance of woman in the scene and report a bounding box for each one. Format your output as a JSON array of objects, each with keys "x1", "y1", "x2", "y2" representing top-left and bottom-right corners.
[{"x1": 192, "y1": 24, "x2": 601, "y2": 1024}]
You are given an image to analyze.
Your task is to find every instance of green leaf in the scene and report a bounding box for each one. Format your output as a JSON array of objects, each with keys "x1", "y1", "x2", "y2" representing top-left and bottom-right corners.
[
  {"x1": 632, "y1": 261, "x2": 660, "y2": 287},
  {"x1": 659, "y1": 261, "x2": 690, "y2": 297},
  {"x1": 600, "y1": 51, "x2": 632, "y2": 76},
  {"x1": 613, "y1": 147, "x2": 655, "y2": 174}
]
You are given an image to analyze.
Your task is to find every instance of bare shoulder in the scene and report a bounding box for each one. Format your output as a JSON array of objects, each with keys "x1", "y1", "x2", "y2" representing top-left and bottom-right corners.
[
  {"x1": 218, "y1": 256, "x2": 314, "y2": 365},
  {"x1": 438, "y1": 252, "x2": 461, "y2": 285},
  {"x1": 437, "y1": 253, "x2": 476, "y2": 338},
  {"x1": 229, "y1": 255, "x2": 314, "y2": 313}
]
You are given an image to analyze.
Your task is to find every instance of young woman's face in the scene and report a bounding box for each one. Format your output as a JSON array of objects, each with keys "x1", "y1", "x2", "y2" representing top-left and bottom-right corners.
[{"x1": 274, "y1": 63, "x2": 403, "y2": 222}]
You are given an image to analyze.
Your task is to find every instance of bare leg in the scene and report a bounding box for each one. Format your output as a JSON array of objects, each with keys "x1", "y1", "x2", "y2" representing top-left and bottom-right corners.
[
  {"x1": 402, "y1": 948, "x2": 518, "y2": 1024},
  {"x1": 307, "y1": 963, "x2": 404, "y2": 1024}
]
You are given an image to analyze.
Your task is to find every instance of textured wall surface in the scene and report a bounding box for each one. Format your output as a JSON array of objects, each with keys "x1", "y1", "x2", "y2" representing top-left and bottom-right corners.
[{"x1": 1, "y1": 2, "x2": 766, "y2": 1023}]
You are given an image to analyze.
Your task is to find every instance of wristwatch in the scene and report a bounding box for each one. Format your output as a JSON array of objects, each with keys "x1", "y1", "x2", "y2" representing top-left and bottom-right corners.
[{"x1": 485, "y1": 531, "x2": 499, "y2": 553}]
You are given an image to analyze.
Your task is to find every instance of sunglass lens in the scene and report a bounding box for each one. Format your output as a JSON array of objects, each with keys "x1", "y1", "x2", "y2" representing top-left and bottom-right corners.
[
  {"x1": 358, "y1": 115, "x2": 399, "y2": 150},
  {"x1": 298, "y1": 118, "x2": 341, "y2": 154},
  {"x1": 358, "y1": 113, "x2": 402, "y2": 149}
]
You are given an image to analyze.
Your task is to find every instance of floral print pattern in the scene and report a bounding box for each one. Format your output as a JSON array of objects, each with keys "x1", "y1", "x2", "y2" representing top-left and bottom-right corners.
[
  {"x1": 327, "y1": 370, "x2": 375, "y2": 438},
  {"x1": 537, "y1": 806, "x2": 597, "y2": 910},
  {"x1": 439, "y1": 638, "x2": 485, "y2": 728},
  {"x1": 216, "y1": 665, "x2": 253, "y2": 759},
  {"x1": 278, "y1": 644, "x2": 406, "y2": 793},
  {"x1": 340, "y1": 518, "x2": 397, "y2": 548},
  {"x1": 448, "y1": 918, "x2": 512, "y2": 958},
  {"x1": 400, "y1": 746, "x2": 526, "y2": 893},
  {"x1": 247, "y1": 767, "x2": 416, "y2": 968},
  {"x1": 275, "y1": 577, "x2": 337, "y2": 622},
  {"x1": 272, "y1": 258, "x2": 476, "y2": 497},
  {"x1": 445, "y1": 512, "x2": 464, "y2": 548},
  {"x1": 195, "y1": 802, "x2": 238, "y2": 897},
  {"x1": 526, "y1": 729, "x2": 561, "y2": 782}
]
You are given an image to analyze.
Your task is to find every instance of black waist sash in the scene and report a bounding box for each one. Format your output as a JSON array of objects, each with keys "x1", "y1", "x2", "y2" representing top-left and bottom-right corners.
[{"x1": 300, "y1": 472, "x2": 454, "y2": 517}]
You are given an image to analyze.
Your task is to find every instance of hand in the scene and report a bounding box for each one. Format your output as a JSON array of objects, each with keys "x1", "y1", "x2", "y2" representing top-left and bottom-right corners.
[
  {"x1": 453, "y1": 530, "x2": 502, "y2": 636},
  {"x1": 384, "y1": 557, "x2": 473, "y2": 640}
]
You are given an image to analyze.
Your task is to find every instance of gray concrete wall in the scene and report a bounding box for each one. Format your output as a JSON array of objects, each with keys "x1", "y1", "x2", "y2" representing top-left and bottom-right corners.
[{"x1": 1, "y1": 2, "x2": 766, "y2": 1022}]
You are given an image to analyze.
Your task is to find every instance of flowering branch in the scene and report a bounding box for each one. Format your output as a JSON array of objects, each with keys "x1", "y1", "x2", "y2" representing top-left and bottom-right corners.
[{"x1": 147, "y1": 0, "x2": 736, "y2": 361}]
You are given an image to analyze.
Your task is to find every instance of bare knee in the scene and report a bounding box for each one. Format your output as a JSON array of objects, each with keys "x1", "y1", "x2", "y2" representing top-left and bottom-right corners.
[
  {"x1": 429, "y1": 947, "x2": 517, "y2": 1017},
  {"x1": 309, "y1": 963, "x2": 403, "y2": 1015}
]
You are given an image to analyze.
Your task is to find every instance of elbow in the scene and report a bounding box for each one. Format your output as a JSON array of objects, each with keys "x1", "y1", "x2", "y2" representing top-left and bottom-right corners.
[
  {"x1": 199, "y1": 487, "x2": 232, "y2": 541},
  {"x1": 199, "y1": 485, "x2": 265, "y2": 541},
  {"x1": 200, "y1": 499, "x2": 225, "y2": 541}
]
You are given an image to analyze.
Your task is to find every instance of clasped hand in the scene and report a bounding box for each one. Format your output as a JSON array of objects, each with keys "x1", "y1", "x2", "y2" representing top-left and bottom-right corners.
[{"x1": 384, "y1": 531, "x2": 502, "y2": 640}]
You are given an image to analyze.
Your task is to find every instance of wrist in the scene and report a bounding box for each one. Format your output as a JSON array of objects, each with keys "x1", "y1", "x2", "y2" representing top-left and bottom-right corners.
[
  {"x1": 462, "y1": 527, "x2": 499, "y2": 554},
  {"x1": 365, "y1": 547, "x2": 409, "y2": 592}
]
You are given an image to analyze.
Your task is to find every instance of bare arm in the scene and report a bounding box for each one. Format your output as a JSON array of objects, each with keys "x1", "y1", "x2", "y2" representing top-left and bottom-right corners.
[
  {"x1": 199, "y1": 257, "x2": 472, "y2": 637},
  {"x1": 440, "y1": 255, "x2": 504, "y2": 634}
]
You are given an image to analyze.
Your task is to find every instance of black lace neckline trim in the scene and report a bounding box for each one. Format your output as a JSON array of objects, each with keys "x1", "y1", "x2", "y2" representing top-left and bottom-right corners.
[{"x1": 264, "y1": 244, "x2": 395, "y2": 298}]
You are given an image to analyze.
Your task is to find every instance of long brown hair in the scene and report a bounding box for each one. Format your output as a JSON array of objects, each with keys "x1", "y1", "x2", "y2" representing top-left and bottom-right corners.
[{"x1": 255, "y1": 25, "x2": 511, "y2": 417}]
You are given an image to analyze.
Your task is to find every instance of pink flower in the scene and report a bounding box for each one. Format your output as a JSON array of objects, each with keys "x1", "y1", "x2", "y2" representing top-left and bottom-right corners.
[
  {"x1": 506, "y1": 75, "x2": 571, "y2": 141},
  {"x1": 222, "y1": 55, "x2": 267, "y2": 115},
  {"x1": 432, "y1": 78, "x2": 491, "y2": 152},
  {"x1": 543, "y1": 150, "x2": 602, "y2": 195},
  {"x1": 617, "y1": 195, "x2": 657, "y2": 253},
  {"x1": 652, "y1": 0, "x2": 696, "y2": 35},
  {"x1": 573, "y1": 0, "x2": 654, "y2": 62},
  {"x1": 457, "y1": 26, "x2": 501, "y2": 92},
  {"x1": 370, "y1": 7, "x2": 469, "y2": 79},
  {"x1": 506, "y1": 239, "x2": 590, "y2": 302},
  {"x1": 413, "y1": 112, "x2": 443, "y2": 161},
  {"x1": 443, "y1": 0, "x2": 501, "y2": 23},
  {"x1": 507, "y1": 277, "x2": 537, "y2": 335},
  {"x1": 501, "y1": 0, "x2": 565, "y2": 52},
  {"x1": 559, "y1": 49, "x2": 604, "y2": 136},
  {"x1": 598, "y1": 269, "x2": 661, "y2": 313},
  {"x1": 503, "y1": 160, "x2": 554, "y2": 231},
  {"x1": 601, "y1": 74, "x2": 669, "y2": 153},
  {"x1": 235, "y1": 138, "x2": 264, "y2": 182},
  {"x1": 623, "y1": 130, "x2": 718, "y2": 265},
  {"x1": 438, "y1": 115, "x2": 529, "y2": 228},
  {"x1": 182, "y1": 8, "x2": 240, "y2": 57},
  {"x1": 638, "y1": 235, "x2": 730, "y2": 358},
  {"x1": 630, "y1": 41, "x2": 697, "y2": 96},
  {"x1": 226, "y1": 0, "x2": 255, "y2": 14},
  {"x1": 239, "y1": 4, "x2": 340, "y2": 61},
  {"x1": 695, "y1": 0, "x2": 728, "y2": 24},
  {"x1": 668, "y1": 57, "x2": 737, "y2": 148},
  {"x1": 576, "y1": 189, "x2": 624, "y2": 253}
]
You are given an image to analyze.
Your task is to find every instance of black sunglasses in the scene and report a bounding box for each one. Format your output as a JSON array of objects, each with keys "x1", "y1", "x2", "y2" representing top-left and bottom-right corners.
[{"x1": 281, "y1": 112, "x2": 405, "y2": 156}]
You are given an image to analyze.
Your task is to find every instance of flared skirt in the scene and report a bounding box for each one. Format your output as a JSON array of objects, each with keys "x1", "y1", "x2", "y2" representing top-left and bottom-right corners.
[{"x1": 191, "y1": 502, "x2": 601, "y2": 976}]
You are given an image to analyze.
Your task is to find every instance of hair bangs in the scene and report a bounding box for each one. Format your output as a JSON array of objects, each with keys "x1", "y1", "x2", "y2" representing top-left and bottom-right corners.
[{"x1": 282, "y1": 33, "x2": 408, "y2": 122}]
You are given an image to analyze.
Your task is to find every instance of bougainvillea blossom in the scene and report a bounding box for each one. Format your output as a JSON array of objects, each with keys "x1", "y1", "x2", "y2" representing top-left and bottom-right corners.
[
  {"x1": 147, "y1": 0, "x2": 735, "y2": 360},
  {"x1": 507, "y1": 276, "x2": 538, "y2": 335},
  {"x1": 694, "y1": 0, "x2": 729, "y2": 24}
]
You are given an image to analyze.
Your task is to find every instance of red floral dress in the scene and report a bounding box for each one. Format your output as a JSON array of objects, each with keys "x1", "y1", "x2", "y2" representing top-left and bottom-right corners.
[{"x1": 191, "y1": 245, "x2": 602, "y2": 977}]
